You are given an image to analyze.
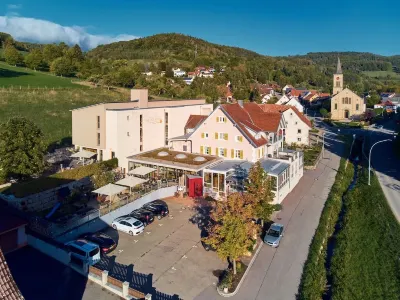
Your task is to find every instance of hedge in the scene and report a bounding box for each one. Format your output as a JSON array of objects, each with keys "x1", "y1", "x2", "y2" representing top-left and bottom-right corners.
[
  {"x1": 1, "y1": 158, "x2": 118, "y2": 198},
  {"x1": 297, "y1": 158, "x2": 354, "y2": 300},
  {"x1": 331, "y1": 169, "x2": 400, "y2": 300}
]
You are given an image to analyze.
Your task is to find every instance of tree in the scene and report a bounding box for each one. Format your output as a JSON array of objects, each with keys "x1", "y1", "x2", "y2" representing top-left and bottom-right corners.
[
  {"x1": 43, "y1": 44, "x2": 64, "y2": 64},
  {"x1": 0, "y1": 117, "x2": 46, "y2": 179},
  {"x1": 50, "y1": 57, "x2": 76, "y2": 77},
  {"x1": 246, "y1": 161, "x2": 275, "y2": 226},
  {"x1": 320, "y1": 108, "x2": 329, "y2": 118},
  {"x1": 4, "y1": 45, "x2": 23, "y2": 66},
  {"x1": 92, "y1": 164, "x2": 115, "y2": 189},
  {"x1": 204, "y1": 193, "x2": 257, "y2": 274},
  {"x1": 24, "y1": 49, "x2": 44, "y2": 70},
  {"x1": 367, "y1": 92, "x2": 381, "y2": 108},
  {"x1": 66, "y1": 44, "x2": 84, "y2": 62},
  {"x1": 266, "y1": 96, "x2": 278, "y2": 104}
]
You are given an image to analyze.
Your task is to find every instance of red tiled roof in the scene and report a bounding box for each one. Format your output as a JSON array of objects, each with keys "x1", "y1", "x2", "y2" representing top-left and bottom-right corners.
[
  {"x1": 303, "y1": 93, "x2": 316, "y2": 101},
  {"x1": 289, "y1": 89, "x2": 303, "y2": 97},
  {"x1": 318, "y1": 93, "x2": 330, "y2": 97},
  {"x1": 184, "y1": 115, "x2": 207, "y2": 130},
  {"x1": 0, "y1": 249, "x2": 24, "y2": 300},
  {"x1": 221, "y1": 103, "x2": 282, "y2": 147},
  {"x1": 258, "y1": 104, "x2": 312, "y2": 128}
]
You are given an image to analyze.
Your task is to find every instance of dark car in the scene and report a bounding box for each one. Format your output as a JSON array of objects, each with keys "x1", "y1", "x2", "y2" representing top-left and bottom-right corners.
[
  {"x1": 142, "y1": 202, "x2": 169, "y2": 220},
  {"x1": 81, "y1": 232, "x2": 117, "y2": 254},
  {"x1": 129, "y1": 208, "x2": 155, "y2": 226}
]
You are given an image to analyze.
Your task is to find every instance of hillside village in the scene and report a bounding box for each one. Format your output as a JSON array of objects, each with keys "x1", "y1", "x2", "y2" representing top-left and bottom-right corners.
[{"x1": 0, "y1": 31, "x2": 400, "y2": 300}]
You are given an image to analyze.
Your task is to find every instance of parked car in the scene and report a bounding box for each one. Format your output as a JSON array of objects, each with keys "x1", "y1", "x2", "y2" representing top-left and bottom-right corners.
[
  {"x1": 142, "y1": 202, "x2": 169, "y2": 220},
  {"x1": 65, "y1": 239, "x2": 101, "y2": 265},
  {"x1": 112, "y1": 216, "x2": 144, "y2": 236},
  {"x1": 81, "y1": 232, "x2": 117, "y2": 254},
  {"x1": 263, "y1": 223, "x2": 284, "y2": 247},
  {"x1": 129, "y1": 208, "x2": 155, "y2": 226}
]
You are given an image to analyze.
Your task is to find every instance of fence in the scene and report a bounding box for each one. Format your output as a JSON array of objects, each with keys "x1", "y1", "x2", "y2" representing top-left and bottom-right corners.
[{"x1": 88, "y1": 265, "x2": 148, "y2": 300}]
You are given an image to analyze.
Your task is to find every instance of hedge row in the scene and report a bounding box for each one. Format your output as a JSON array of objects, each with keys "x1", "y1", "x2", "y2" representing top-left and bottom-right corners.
[
  {"x1": 1, "y1": 158, "x2": 118, "y2": 198},
  {"x1": 331, "y1": 168, "x2": 400, "y2": 300},
  {"x1": 297, "y1": 158, "x2": 354, "y2": 300}
]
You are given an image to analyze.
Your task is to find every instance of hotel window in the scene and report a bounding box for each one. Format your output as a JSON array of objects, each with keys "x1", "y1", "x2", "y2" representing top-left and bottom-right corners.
[
  {"x1": 127, "y1": 115, "x2": 130, "y2": 121},
  {"x1": 97, "y1": 133, "x2": 100, "y2": 145},
  {"x1": 127, "y1": 132, "x2": 130, "y2": 137},
  {"x1": 204, "y1": 146, "x2": 211, "y2": 155},
  {"x1": 349, "y1": 98, "x2": 351, "y2": 104},
  {"x1": 139, "y1": 114, "x2": 143, "y2": 150},
  {"x1": 183, "y1": 145, "x2": 187, "y2": 152},
  {"x1": 216, "y1": 132, "x2": 228, "y2": 140},
  {"x1": 298, "y1": 129, "x2": 302, "y2": 134},
  {"x1": 218, "y1": 148, "x2": 226, "y2": 157},
  {"x1": 298, "y1": 137, "x2": 302, "y2": 142},
  {"x1": 217, "y1": 116, "x2": 226, "y2": 123},
  {"x1": 356, "y1": 104, "x2": 359, "y2": 110},
  {"x1": 97, "y1": 116, "x2": 100, "y2": 129},
  {"x1": 234, "y1": 149, "x2": 242, "y2": 159},
  {"x1": 165, "y1": 112, "x2": 169, "y2": 146},
  {"x1": 201, "y1": 132, "x2": 209, "y2": 139},
  {"x1": 235, "y1": 135, "x2": 243, "y2": 142},
  {"x1": 140, "y1": 145, "x2": 143, "y2": 152},
  {"x1": 335, "y1": 103, "x2": 338, "y2": 110},
  {"x1": 140, "y1": 114, "x2": 143, "y2": 127}
]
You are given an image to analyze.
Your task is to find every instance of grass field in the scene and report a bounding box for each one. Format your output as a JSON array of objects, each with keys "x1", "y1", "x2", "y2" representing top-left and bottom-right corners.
[
  {"x1": 331, "y1": 169, "x2": 400, "y2": 299},
  {"x1": 363, "y1": 70, "x2": 400, "y2": 80},
  {"x1": 0, "y1": 62, "x2": 82, "y2": 88},
  {"x1": 0, "y1": 89, "x2": 129, "y2": 148}
]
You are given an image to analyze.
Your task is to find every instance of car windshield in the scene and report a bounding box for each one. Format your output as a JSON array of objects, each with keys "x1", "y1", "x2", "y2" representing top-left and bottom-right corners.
[
  {"x1": 89, "y1": 248, "x2": 100, "y2": 257},
  {"x1": 268, "y1": 229, "x2": 280, "y2": 237},
  {"x1": 133, "y1": 221, "x2": 142, "y2": 227}
]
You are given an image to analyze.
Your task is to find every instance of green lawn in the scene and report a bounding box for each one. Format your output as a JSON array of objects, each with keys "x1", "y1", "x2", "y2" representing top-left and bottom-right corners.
[
  {"x1": 0, "y1": 89, "x2": 128, "y2": 147},
  {"x1": 0, "y1": 62, "x2": 82, "y2": 88},
  {"x1": 363, "y1": 70, "x2": 400, "y2": 80},
  {"x1": 331, "y1": 169, "x2": 400, "y2": 299}
]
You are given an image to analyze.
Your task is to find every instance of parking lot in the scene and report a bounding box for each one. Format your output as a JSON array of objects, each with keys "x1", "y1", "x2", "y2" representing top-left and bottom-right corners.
[{"x1": 101, "y1": 197, "x2": 226, "y2": 300}]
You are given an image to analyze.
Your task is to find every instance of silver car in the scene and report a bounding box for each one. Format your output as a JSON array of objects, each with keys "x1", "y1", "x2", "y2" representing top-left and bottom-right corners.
[{"x1": 264, "y1": 223, "x2": 284, "y2": 247}]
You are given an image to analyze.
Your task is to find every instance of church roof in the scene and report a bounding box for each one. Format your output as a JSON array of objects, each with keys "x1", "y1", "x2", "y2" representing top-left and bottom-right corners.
[{"x1": 336, "y1": 57, "x2": 342, "y2": 74}]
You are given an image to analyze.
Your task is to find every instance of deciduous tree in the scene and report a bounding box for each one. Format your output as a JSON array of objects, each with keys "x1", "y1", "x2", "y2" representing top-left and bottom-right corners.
[
  {"x1": 204, "y1": 193, "x2": 257, "y2": 274},
  {"x1": 4, "y1": 45, "x2": 23, "y2": 66},
  {"x1": 92, "y1": 164, "x2": 115, "y2": 189},
  {"x1": 50, "y1": 56, "x2": 76, "y2": 77},
  {"x1": 0, "y1": 117, "x2": 46, "y2": 179},
  {"x1": 24, "y1": 49, "x2": 44, "y2": 70}
]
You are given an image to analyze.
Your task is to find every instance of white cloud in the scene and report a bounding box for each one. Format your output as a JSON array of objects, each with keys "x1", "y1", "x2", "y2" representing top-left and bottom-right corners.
[
  {"x1": 7, "y1": 4, "x2": 22, "y2": 9},
  {"x1": 0, "y1": 16, "x2": 139, "y2": 50}
]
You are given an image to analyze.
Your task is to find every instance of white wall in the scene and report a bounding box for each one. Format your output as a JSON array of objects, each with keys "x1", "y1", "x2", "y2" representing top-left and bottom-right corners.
[{"x1": 283, "y1": 110, "x2": 310, "y2": 146}]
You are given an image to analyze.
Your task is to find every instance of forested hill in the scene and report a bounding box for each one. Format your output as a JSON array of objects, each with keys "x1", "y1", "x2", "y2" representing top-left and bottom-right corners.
[
  {"x1": 295, "y1": 52, "x2": 400, "y2": 72},
  {"x1": 0, "y1": 32, "x2": 45, "y2": 52},
  {"x1": 87, "y1": 33, "x2": 262, "y2": 62}
]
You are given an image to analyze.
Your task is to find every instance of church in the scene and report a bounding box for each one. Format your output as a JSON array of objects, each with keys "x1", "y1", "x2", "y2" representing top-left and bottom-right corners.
[{"x1": 330, "y1": 58, "x2": 366, "y2": 120}]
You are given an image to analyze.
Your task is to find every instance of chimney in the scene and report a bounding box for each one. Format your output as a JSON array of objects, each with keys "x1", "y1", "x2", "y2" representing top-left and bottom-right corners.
[
  {"x1": 130, "y1": 89, "x2": 149, "y2": 108},
  {"x1": 238, "y1": 100, "x2": 244, "y2": 107}
]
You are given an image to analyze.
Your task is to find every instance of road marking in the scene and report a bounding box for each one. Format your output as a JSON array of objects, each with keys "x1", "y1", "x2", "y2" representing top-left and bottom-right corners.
[
  {"x1": 159, "y1": 224, "x2": 163, "y2": 226},
  {"x1": 118, "y1": 250, "x2": 124, "y2": 253},
  {"x1": 146, "y1": 232, "x2": 151, "y2": 235},
  {"x1": 134, "y1": 240, "x2": 138, "y2": 243}
]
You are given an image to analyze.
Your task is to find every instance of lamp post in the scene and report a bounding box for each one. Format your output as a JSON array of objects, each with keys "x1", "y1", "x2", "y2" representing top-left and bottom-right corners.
[
  {"x1": 322, "y1": 129, "x2": 341, "y2": 159},
  {"x1": 368, "y1": 138, "x2": 394, "y2": 185}
]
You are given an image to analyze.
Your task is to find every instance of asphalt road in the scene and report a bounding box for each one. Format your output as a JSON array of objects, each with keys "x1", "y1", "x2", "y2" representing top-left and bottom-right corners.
[{"x1": 194, "y1": 127, "x2": 344, "y2": 300}]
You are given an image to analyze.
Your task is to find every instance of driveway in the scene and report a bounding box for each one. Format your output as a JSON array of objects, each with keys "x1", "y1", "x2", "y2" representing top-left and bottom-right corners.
[
  {"x1": 195, "y1": 133, "x2": 343, "y2": 300},
  {"x1": 99, "y1": 197, "x2": 226, "y2": 300}
]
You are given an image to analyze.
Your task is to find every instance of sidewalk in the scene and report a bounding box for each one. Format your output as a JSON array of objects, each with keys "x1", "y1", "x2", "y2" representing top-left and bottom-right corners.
[{"x1": 195, "y1": 139, "x2": 343, "y2": 300}]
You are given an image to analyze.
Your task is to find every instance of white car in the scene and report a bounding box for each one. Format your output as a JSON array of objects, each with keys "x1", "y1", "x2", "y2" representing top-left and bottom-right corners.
[
  {"x1": 65, "y1": 239, "x2": 101, "y2": 265},
  {"x1": 112, "y1": 216, "x2": 144, "y2": 236}
]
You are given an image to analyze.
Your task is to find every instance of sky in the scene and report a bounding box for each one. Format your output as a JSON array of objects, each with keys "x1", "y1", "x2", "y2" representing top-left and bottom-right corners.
[{"x1": 0, "y1": 0, "x2": 399, "y2": 56}]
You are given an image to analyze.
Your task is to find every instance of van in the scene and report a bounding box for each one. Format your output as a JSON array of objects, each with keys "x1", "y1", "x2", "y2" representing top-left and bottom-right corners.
[{"x1": 65, "y1": 239, "x2": 101, "y2": 265}]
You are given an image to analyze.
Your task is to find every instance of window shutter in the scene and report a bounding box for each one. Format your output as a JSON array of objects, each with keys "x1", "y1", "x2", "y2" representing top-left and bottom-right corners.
[
  {"x1": 231, "y1": 149, "x2": 234, "y2": 158},
  {"x1": 224, "y1": 133, "x2": 228, "y2": 140},
  {"x1": 215, "y1": 132, "x2": 218, "y2": 139},
  {"x1": 239, "y1": 136, "x2": 243, "y2": 142},
  {"x1": 201, "y1": 133, "x2": 204, "y2": 138},
  {"x1": 240, "y1": 150, "x2": 244, "y2": 159},
  {"x1": 216, "y1": 117, "x2": 219, "y2": 122},
  {"x1": 224, "y1": 117, "x2": 227, "y2": 123},
  {"x1": 216, "y1": 148, "x2": 218, "y2": 156},
  {"x1": 224, "y1": 148, "x2": 227, "y2": 157},
  {"x1": 200, "y1": 146, "x2": 203, "y2": 154},
  {"x1": 208, "y1": 147, "x2": 212, "y2": 155}
]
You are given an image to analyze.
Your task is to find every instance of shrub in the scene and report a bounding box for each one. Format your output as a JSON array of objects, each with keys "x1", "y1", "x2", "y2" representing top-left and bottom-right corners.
[{"x1": 218, "y1": 270, "x2": 233, "y2": 289}]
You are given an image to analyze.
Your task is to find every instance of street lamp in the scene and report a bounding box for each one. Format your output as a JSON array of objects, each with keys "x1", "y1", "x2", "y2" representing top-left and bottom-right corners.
[
  {"x1": 322, "y1": 129, "x2": 342, "y2": 159},
  {"x1": 368, "y1": 138, "x2": 395, "y2": 185}
]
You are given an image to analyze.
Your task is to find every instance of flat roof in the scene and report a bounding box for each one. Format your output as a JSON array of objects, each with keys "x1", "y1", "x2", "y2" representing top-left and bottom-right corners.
[
  {"x1": 206, "y1": 160, "x2": 253, "y2": 173},
  {"x1": 127, "y1": 148, "x2": 222, "y2": 172},
  {"x1": 259, "y1": 158, "x2": 290, "y2": 175}
]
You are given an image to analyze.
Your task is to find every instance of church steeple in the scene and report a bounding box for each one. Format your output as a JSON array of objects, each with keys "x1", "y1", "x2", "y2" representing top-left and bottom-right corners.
[
  {"x1": 336, "y1": 56, "x2": 342, "y2": 74},
  {"x1": 333, "y1": 57, "x2": 344, "y2": 94}
]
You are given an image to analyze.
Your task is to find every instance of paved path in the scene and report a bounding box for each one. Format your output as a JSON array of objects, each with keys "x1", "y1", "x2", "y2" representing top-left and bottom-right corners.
[{"x1": 195, "y1": 136, "x2": 343, "y2": 300}]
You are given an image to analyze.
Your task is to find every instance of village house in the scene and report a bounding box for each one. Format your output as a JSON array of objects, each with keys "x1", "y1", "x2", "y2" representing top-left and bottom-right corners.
[{"x1": 276, "y1": 95, "x2": 304, "y2": 113}]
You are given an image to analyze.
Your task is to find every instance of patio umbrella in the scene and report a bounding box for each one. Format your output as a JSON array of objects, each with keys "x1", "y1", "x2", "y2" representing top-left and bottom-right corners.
[
  {"x1": 92, "y1": 183, "x2": 126, "y2": 202},
  {"x1": 115, "y1": 177, "x2": 148, "y2": 194},
  {"x1": 70, "y1": 150, "x2": 97, "y2": 166}
]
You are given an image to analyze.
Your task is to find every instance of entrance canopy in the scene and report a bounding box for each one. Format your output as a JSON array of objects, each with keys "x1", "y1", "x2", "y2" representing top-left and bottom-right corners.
[
  {"x1": 70, "y1": 150, "x2": 97, "y2": 159},
  {"x1": 128, "y1": 166, "x2": 156, "y2": 176},
  {"x1": 92, "y1": 183, "x2": 126, "y2": 196},
  {"x1": 115, "y1": 177, "x2": 147, "y2": 188}
]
